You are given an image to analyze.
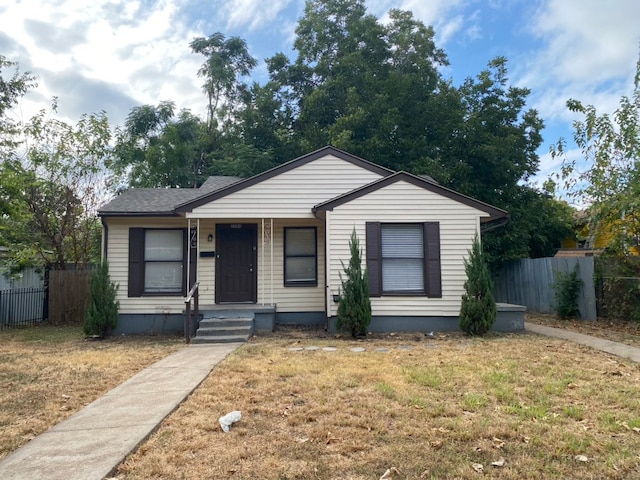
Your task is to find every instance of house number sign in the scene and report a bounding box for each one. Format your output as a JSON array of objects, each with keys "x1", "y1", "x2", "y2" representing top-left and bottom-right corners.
[
  {"x1": 190, "y1": 227, "x2": 198, "y2": 248},
  {"x1": 230, "y1": 224, "x2": 242, "y2": 229}
]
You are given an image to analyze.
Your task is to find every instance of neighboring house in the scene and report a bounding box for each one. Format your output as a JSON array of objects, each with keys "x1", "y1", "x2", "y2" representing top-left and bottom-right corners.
[
  {"x1": 98, "y1": 146, "x2": 511, "y2": 335},
  {"x1": 557, "y1": 210, "x2": 639, "y2": 257}
]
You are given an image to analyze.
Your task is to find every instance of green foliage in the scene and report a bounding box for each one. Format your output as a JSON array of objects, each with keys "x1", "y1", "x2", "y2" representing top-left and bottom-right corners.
[
  {"x1": 0, "y1": 55, "x2": 37, "y2": 155},
  {"x1": 459, "y1": 235, "x2": 496, "y2": 336},
  {"x1": 189, "y1": 33, "x2": 257, "y2": 134},
  {"x1": 112, "y1": 103, "x2": 210, "y2": 188},
  {"x1": 337, "y1": 229, "x2": 371, "y2": 337},
  {"x1": 552, "y1": 264, "x2": 583, "y2": 319},
  {"x1": 551, "y1": 54, "x2": 640, "y2": 256},
  {"x1": 595, "y1": 254, "x2": 640, "y2": 322},
  {"x1": 84, "y1": 263, "x2": 119, "y2": 338},
  {"x1": 0, "y1": 102, "x2": 110, "y2": 271}
]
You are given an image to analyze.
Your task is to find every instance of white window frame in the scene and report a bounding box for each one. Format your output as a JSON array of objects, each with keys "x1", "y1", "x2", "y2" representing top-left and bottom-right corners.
[{"x1": 284, "y1": 227, "x2": 318, "y2": 287}]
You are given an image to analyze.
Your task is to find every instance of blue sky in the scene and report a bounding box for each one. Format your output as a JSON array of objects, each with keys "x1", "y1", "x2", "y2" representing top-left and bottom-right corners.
[{"x1": 2, "y1": 0, "x2": 639, "y2": 192}]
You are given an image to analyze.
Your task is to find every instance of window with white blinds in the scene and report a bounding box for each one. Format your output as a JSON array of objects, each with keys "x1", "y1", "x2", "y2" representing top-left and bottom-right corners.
[
  {"x1": 381, "y1": 224, "x2": 424, "y2": 293},
  {"x1": 144, "y1": 229, "x2": 183, "y2": 293}
]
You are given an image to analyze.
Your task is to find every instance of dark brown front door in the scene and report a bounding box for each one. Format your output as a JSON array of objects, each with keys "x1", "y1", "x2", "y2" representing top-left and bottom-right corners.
[{"x1": 215, "y1": 224, "x2": 257, "y2": 303}]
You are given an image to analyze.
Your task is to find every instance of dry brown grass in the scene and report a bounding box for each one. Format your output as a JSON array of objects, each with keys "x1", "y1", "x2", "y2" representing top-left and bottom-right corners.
[
  {"x1": 527, "y1": 312, "x2": 640, "y2": 349},
  {"x1": 0, "y1": 325, "x2": 183, "y2": 460},
  {"x1": 115, "y1": 327, "x2": 640, "y2": 480}
]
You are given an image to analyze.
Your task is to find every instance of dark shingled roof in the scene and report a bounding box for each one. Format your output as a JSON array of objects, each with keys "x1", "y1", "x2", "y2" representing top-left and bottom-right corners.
[{"x1": 98, "y1": 176, "x2": 243, "y2": 216}]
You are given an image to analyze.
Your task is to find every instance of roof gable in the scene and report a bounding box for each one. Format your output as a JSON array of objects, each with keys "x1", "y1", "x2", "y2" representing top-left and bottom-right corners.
[
  {"x1": 313, "y1": 171, "x2": 508, "y2": 222},
  {"x1": 175, "y1": 146, "x2": 394, "y2": 213}
]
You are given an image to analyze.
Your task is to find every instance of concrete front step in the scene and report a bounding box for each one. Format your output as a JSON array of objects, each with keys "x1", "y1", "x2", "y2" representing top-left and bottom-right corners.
[
  {"x1": 191, "y1": 334, "x2": 250, "y2": 344},
  {"x1": 193, "y1": 311, "x2": 255, "y2": 344},
  {"x1": 197, "y1": 325, "x2": 253, "y2": 337},
  {"x1": 199, "y1": 318, "x2": 253, "y2": 328}
]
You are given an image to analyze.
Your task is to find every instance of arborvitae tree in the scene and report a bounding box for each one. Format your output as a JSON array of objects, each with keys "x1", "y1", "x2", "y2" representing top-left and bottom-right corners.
[
  {"x1": 337, "y1": 229, "x2": 371, "y2": 337},
  {"x1": 459, "y1": 234, "x2": 496, "y2": 336},
  {"x1": 84, "y1": 263, "x2": 119, "y2": 338}
]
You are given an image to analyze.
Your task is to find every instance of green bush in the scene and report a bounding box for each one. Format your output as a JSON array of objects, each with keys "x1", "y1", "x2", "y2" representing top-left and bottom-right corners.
[
  {"x1": 459, "y1": 234, "x2": 496, "y2": 336},
  {"x1": 84, "y1": 263, "x2": 119, "y2": 338},
  {"x1": 337, "y1": 229, "x2": 372, "y2": 337},
  {"x1": 596, "y1": 254, "x2": 640, "y2": 322},
  {"x1": 552, "y1": 264, "x2": 583, "y2": 319}
]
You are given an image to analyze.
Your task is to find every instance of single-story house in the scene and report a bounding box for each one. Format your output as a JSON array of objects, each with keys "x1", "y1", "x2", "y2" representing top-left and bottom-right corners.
[{"x1": 99, "y1": 146, "x2": 519, "y2": 337}]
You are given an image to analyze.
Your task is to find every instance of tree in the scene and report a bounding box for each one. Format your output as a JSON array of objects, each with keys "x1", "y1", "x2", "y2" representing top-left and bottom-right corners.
[
  {"x1": 112, "y1": 102, "x2": 210, "y2": 188},
  {"x1": 84, "y1": 263, "x2": 119, "y2": 338},
  {"x1": 337, "y1": 229, "x2": 371, "y2": 337},
  {"x1": 264, "y1": 0, "x2": 448, "y2": 169},
  {"x1": 551, "y1": 55, "x2": 640, "y2": 254},
  {"x1": 189, "y1": 33, "x2": 257, "y2": 134},
  {"x1": 459, "y1": 234, "x2": 496, "y2": 336},
  {"x1": 438, "y1": 58, "x2": 556, "y2": 265},
  {"x1": 0, "y1": 55, "x2": 37, "y2": 154},
  {"x1": 0, "y1": 103, "x2": 112, "y2": 271}
]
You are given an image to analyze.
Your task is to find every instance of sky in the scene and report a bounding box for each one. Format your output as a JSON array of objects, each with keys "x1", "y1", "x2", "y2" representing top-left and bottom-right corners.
[{"x1": 2, "y1": 0, "x2": 639, "y2": 191}]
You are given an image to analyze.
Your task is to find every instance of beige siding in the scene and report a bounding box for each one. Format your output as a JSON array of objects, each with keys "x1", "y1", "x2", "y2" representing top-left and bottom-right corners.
[
  {"x1": 194, "y1": 219, "x2": 325, "y2": 312},
  {"x1": 188, "y1": 155, "x2": 383, "y2": 219},
  {"x1": 106, "y1": 217, "x2": 325, "y2": 315},
  {"x1": 105, "y1": 217, "x2": 189, "y2": 315},
  {"x1": 327, "y1": 180, "x2": 484, "y2": 317},
  {"x1": 262, "y1": 219, "x2": 325, "y2": 312}
]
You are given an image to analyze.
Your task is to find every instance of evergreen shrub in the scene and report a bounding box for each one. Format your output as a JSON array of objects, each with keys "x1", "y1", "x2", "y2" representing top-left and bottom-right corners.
[
  {"x1": 459, "y1": 234, "x2": 496, "y2": 336},
  {"x1": 337, "y1": 229, "x2": 372, "y2": 337},
  {"x1": 84, "y1": 263, "x2": 119, "y2": 338}
]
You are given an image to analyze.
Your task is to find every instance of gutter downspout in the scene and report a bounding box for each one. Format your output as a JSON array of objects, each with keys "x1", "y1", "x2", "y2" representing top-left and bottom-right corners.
[{"x1": 100, "y1": 216, "x2": 108, "y2": 264}]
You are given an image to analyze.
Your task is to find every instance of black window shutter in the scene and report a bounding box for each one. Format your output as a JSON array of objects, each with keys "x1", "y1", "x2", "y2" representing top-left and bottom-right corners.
[
  {"x1": 424, "y1": 222, "x2": 442, "y2": 298},
  {"x1": 128, "y1": 228, "x2": 145, "y2": 297},
  {"x1": 365, "y1": 222, "x2": 382, "y2": 297}
]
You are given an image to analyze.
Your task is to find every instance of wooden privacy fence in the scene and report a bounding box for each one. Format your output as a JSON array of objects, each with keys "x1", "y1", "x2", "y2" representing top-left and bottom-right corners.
[
  {"x1": 493, "y1": 257, "x2": 597, "y2": 320},
  {"x1": 48, "y1": 270, "x2": 92, "y2": 325}
]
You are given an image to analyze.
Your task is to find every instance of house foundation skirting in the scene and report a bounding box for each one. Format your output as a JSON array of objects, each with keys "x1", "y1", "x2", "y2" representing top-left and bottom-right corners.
[
  {"x1": 327, "y1": 303, "x2": 526, "y2": 334},
  {"x1": 275, "y1": 311, "x2": 326, "y2": 327},
  {"x1": 114, "y1": 303, "x2": 525, "y2": 336},
  {"x1": 114, "y1": 314, "x2": 186, "y2": 336}
]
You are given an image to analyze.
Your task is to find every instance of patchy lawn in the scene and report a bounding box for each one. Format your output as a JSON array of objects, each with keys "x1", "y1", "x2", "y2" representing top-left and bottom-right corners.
[
  {"x1": 0, "y1": 325, "x2": 184, "y2": 460},
  {"x1": 115, "y1": 328, "x2": 640, "y2": 480}
]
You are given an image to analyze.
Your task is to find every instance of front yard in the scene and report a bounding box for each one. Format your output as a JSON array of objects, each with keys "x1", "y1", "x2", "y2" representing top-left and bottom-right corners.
[
  {"x1": 2, "y1": 318, "x2": 640, "y2": 479},
  {"x1": 115, "y1": 326, "x2": 640, "y2": 479}
]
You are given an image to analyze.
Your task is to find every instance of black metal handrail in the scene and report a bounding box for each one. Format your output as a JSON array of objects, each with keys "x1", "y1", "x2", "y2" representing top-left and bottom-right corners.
[{"x1": 184, "y1": 281, "x2": 200, "y2": 343}]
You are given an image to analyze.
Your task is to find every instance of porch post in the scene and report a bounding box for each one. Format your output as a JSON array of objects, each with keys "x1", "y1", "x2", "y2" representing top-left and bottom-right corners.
[
  {"x1": 325, "y1": 210, "x2": 331, "y2": 328},
  {"x1": 261, "y1": 218, "x2": 264, "y2": 305},
  {"x1": 187, "y1": 218, "x2": 191, "y2": 291},
  {"x1": 260, "y1": 218, "x2": 274, "y2": 306},
  {"x1": 270, "y1": 217, "x2": 274, "y2": 306}
]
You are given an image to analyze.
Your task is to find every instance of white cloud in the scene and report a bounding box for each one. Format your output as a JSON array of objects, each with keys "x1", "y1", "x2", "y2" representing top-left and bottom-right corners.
[
  {"x1": 519, "y1": 0, "x2": 640, "y2": 121},
  {"x1": 2, "y1": 0, "x2": 207, "y2": 126},
  {"x1": 221, "y1": 0, "x2": 293, "y2": 31}
]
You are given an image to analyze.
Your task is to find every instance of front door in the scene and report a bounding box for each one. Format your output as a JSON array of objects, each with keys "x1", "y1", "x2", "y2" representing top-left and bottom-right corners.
[{"x1": 215, "y1": 224, "x2": 257, "y2": 303}]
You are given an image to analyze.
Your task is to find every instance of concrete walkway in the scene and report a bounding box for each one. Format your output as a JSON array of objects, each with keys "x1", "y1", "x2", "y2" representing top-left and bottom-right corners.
[
  {"x1": 0, "y1": 342, "x2": 242, "y2": 480},
  {"x1": 525, "y1": 322, "x2": 640, "y2": 363}
]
